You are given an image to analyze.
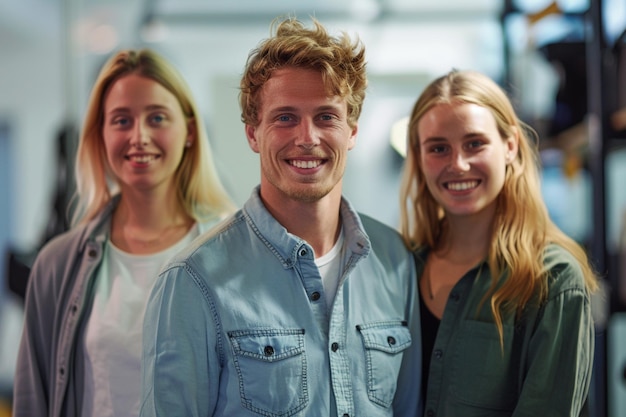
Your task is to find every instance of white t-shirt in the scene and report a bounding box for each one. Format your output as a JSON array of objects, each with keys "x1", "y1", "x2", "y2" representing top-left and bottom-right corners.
[
  {"x1": 315, "y1": 227, "x2": 345, "y2": 313},
  {"x1": 80, "y1": 224, "x2": 199, "y2": 417}
]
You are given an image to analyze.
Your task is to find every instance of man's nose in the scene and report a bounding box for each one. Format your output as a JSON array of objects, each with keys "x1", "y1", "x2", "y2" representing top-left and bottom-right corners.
[{"x1": 294, "y1": 119, "x2": 320, "y2": 149}]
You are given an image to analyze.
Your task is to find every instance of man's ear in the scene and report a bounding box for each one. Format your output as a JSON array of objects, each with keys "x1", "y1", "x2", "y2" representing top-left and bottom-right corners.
[
  {"x1": 245, "y1": 124, "x2": 260, "y2": 154},
  {"x1": 348, "y1": 124, "x2": 358, "y2": 150}
]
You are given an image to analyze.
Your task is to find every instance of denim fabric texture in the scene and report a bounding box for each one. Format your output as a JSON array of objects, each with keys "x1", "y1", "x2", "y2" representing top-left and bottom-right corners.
[{"x1": 140, "y1": 187, "x2": 422, "y2": 417}]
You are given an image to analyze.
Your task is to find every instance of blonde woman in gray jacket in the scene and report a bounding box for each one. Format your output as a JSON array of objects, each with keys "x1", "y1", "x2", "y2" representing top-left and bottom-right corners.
[{"x1": 13, "y1": 49, "x2": 235, "y2": 417}]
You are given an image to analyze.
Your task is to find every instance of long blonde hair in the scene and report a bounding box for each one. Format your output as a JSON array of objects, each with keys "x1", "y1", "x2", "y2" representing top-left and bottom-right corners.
[
  {"x1": 399, "y1": 70, "x2": 598, "y2": 338},
  {"x1": 73, "y1": 48, "x2": 235, "y2": 225}
]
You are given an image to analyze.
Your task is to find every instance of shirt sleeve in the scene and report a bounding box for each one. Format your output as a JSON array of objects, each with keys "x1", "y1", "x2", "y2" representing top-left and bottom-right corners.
[
  {"x1": 513, "y1": 266, "x2": 594, "y2": 417},
  {"x1": 12, "y1": 258, "x2": 54, "y2": 417},
  {"x1": 140, "y1": 265, "x2": 220, "y2": 417}
]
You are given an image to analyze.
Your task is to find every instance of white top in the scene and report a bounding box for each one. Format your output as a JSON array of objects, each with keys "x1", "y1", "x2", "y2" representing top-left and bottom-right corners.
[
  {"x1": 315, "y1": 226, "x2": 345, "y2": 314},
  {"x1": 80, "y1": 224, "x2": 199, "y2": 417}
]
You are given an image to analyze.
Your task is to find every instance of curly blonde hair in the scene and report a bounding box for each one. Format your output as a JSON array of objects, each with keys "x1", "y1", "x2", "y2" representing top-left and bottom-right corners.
[{"x1": 239, "y1": 16, "x2": 367, "y2": 129}]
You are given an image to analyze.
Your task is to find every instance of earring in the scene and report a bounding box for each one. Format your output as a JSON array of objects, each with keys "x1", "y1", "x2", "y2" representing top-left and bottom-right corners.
[{"x1": 185, "y1": 141, "x2": 192, "y2": 148}]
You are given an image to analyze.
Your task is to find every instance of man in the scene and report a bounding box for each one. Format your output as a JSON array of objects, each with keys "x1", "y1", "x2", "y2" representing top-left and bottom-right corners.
[{"x1": 140, "y1": 17, "x2": 422, "y2": 417}]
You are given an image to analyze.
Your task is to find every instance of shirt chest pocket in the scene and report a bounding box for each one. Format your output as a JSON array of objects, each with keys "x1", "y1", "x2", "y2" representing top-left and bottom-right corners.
[
  {"x1": 228, "y1": 328, "x2": 308, "y2": 416},
  {"x1": 357, "y1": 321, "x2": 412, "y2": 408}
]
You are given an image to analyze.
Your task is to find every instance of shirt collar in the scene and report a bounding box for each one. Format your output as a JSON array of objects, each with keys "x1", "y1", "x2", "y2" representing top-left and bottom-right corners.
[{"x1": 242, "y1": 186, "x2": 370, "y2": 267}]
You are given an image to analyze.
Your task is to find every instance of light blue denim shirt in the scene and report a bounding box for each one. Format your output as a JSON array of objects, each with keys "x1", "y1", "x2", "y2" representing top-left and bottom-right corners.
[{"x1": 140, "y1": 187, "x2": 422, "y2": 417}]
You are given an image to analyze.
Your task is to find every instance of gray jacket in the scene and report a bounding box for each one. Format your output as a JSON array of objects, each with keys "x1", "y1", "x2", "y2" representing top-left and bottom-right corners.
[{"x1": 12, "y1": 196, "x2": 218, "y2": 417}]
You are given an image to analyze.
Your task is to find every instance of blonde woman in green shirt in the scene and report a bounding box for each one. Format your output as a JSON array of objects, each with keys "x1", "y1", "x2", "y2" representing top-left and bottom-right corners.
[{"x1": 399, "y1": 69, "x2": 598, "y2": 417}]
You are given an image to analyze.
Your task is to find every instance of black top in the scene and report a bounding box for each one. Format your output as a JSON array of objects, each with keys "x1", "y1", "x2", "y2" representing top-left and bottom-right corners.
[{"x1": 419, "y1": 290, "x2": 441, "y2": 397}]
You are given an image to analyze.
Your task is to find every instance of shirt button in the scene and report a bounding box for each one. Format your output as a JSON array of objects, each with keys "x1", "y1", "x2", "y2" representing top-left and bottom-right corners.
[
  {"x1": 264, "y1": 346, "x2": 274, "y2": 356},
  {"x1": 426, "y1": 409, "x2": 435, "y2": 417},
  {"x1": 88, "y1": 249, "x2": 97, "y2": 258},
  {"x1": 387, "y1": 336, "x2": 396, "y2": 346},
  {"x1": 310, "y1": 292, "x2": 321, "y2": 301},
  {"x1": 450, "y1": 292, "x2": 460, "y2": 302},
  {"x1": 298, "y1": 248, "x2": 308, "y2": 257},
  {"x1": 343, "y1": 414, "x2": 350, "y2": 417},
  {"x1": 434, "y1": 349, "x2": 443, "y2": 359},
  {"x1": 331, "y1": 342, "x2": 339, "y2": 352}
]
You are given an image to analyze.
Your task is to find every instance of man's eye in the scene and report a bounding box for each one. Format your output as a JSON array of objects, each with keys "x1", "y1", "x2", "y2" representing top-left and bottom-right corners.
[{"x1": 278, "y1": 115, "x2": 292, "y2": 122}]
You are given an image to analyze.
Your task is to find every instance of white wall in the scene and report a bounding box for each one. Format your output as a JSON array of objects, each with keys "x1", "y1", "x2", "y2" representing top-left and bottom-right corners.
[{"x1": 0, "y1": 32, "x2": 65, "y2": 252}]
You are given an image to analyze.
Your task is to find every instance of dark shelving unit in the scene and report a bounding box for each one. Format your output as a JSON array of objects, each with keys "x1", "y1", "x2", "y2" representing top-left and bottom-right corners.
[{"x1": 501, "y1": 1, "x2": 626, "y2": 416}]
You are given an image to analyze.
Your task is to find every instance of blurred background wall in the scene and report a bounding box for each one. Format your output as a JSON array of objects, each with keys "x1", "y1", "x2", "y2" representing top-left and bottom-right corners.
[{"x1": 1, "y1": 0, "x2": 625, "y2": 415}]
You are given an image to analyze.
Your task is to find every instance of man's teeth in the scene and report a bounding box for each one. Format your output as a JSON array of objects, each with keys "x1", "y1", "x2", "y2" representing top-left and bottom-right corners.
[
  {"x1": 446, "y1": 180, "x2": 478, "y2": 191},
  {"x1": 290, "y1": 160, "x2": 321, "y2": 169}
]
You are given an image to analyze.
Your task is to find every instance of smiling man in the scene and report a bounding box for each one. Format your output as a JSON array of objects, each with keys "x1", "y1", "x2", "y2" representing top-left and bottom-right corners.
[{"x1": 140, "y1": 17, "x2": 422, "y2": 417}]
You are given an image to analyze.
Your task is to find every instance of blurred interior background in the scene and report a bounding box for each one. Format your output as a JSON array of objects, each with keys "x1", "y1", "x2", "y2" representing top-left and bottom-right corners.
[{"x1": 1, "y1": 0, "x2": 625, "y2": 415}]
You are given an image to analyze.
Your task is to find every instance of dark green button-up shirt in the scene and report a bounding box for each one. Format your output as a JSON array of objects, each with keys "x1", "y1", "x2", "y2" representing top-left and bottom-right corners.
[{"x1": 415, "y1": 244, "x2": 594, "y2": 417}]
